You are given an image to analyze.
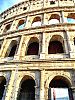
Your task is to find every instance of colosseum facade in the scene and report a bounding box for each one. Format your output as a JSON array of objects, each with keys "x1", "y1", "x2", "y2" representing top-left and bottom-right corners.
[{"x1": 0, "y1": 0, "x2": 75, "y2": 100}]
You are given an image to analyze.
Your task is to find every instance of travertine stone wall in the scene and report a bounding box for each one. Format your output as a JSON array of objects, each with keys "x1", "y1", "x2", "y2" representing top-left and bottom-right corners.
[{"x1": 0, "y1": 0, "x2": 75, "y2": 100}]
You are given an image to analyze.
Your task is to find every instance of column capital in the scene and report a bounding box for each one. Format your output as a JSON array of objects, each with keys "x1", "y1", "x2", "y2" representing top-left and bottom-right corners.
[{"x1": 71, "y1": 87, "x2": 75, "y2": 92}]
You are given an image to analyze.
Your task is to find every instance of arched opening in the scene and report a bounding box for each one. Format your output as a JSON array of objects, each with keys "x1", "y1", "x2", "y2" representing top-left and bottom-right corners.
[
  {"x1": 49, "y1": 14, "x2": 60, "y2": 24},
  {"x1": 0, "y1": 76, "x2": 6, "y2": 100},
  {"x1": 48, "y1": 76, "x2": 73, "y2": 100},
  {"x1": 5, "y1": 40, "x2": 17, "y2": 57},
  {"x1": 4, "y1": 24, "x2": 11, "y2": 33},
  {"x1": 67, "y1": 13, "x2": 75, "y2": 23},
  {"x1": 48, "y1": 41, "x2": 64, "y2": 54},
  {"x1": 26, "y1": 37, "x2": 39, "y2": 55},
  {"x1": 32, "y1": 16, "x2": 41, "y2": 27},
  {"x1": 48, "y1": 35, "x2": 64, "y2": 54},
  {"x1": 8, "y1": 44, "x2": 17, "y2": 57},
  {"x1": 18, "y1": 19, "x2": 26, "y2": 30},
  {"x1": 27, "y1": 42, "x2": 39, "y2": 55},
  {"x1": 17, "y1": 76, "x2": 35, "y2": 100}
]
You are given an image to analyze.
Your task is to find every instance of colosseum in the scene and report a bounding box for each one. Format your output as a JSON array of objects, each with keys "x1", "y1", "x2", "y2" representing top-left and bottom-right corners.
[{"x1": 0, "y1": 0, "x2": 75, "y2": 100}]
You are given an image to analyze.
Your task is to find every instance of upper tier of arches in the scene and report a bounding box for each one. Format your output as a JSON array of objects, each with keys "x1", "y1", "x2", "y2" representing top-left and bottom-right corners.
[
  {"x1": 0, "y1": 0, "x2": 75, "y2": 22},
  {"x1": 1, "y1": 12, "x2": 75, "y2": 34}
]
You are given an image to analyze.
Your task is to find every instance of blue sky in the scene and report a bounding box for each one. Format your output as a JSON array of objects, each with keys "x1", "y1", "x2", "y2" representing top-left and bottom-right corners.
[{"x1": 0, "y1": 0, "x2": 24, "y2": 13}]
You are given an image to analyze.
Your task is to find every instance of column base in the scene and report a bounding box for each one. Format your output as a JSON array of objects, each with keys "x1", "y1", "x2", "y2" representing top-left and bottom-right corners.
[
  {"x1": 70, "y1": 52, "x2": 75, "y2": 58},
  {"x1": 40, "y1": 53, "x2": 46, "y2": 59}
]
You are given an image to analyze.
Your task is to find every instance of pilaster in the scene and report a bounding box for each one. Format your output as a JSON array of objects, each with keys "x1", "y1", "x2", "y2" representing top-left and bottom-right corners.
[
  {"x1": 35, "y1": 71, "x2": 40, "y2": 100},
  {"x1": 61, "y1": 11, "x2": 65, "y2": 23},
  {"x1": 14, "y1": 35, "x2": 25, "y2": 60},
  {"x1": 63, "y1": 30, "x2": 70, "y2": 55},
  {"x1": 71, "y1": 87, "x2": 75, "y2": 100},
  {"x1": 10, "y1": 19, "x2": 19, "y2": 31},
  {"x1": 5, "y1": 71, "x2": 17, "y2": 100},
  {"x1": 40, "y1": 33, "x2": 46, "y2": 59},
  {"x1": 0, "y1": 39, "x2": 11, "y2": 57},
  {"x1": 1, "y1": 24, "x2": 5, "y2": 34},
  {"x1": 40, "y1": 70, "x2": 45, "y2": 100}
]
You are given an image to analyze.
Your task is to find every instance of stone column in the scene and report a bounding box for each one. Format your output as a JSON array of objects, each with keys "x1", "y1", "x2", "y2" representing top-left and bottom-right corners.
[
  {"x1": 40, "y1": 70, "x2": 45, "y2": 100},
  {"x1": 63, "y1": 31, "x2": 70, "y2": 55},
  {"x1": 40, "y1": 33, "x2": 46, "y2": 59},
  {"x1": 5, "y1": 71, "x2": 17, "y2": 100},
  {"x1": 1, "y1": 24, "x2": 5, "y2": 34},
  {"x1": 66, "y1": 30, "x2": 75, "y2": 58},
  {"x1": 35, "y1": 71, "x2": 40, "y2": 100},
  {"x1": 14, "y1": 35, "x2": 25, "y2": 60},
  {"x1": 10, "y1": 19, "x2": 19, "y2": 31},
  {"x1": 0, "y1": 38, "x2": 6, "y2": 57},
  {"x1": 0, "y1": 39, "x2": 11, "y2": 57},
  {"x1": 65, "y1": 30, "x2": 73, "y2": 58},
  {"x1": 25, "y1": 16, "x2": 31, "y2": 28},
  {"x1": 61, "y1": 11, "x2": 65, "y2": 23},
  {"x1": 71, "y1": 87, "x2": 75, "y2": 100},
  {"x1": 44, "y1": 13, "x2": 48, "y2": 25},
  {"x1": 64, "y1": 38, "x2": 69, "y2": 54}
]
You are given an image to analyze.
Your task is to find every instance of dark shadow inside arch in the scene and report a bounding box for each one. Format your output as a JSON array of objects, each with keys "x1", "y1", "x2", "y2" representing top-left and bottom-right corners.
[
  {"x1": 5, "y1": 40, "x2": 17, "y2": 57},
  {"x1": 48, "y1": 41, "x2": 64, "y2": 54},
  {"x1": 8, "y1": 44, "x2": 17, "y2": 57},
  {"x1": 49, "y1": 76, "x2": 69, "y2": 88},
  {"x1": 32, "y1": 16, "x2": 41, "y2": 23},
  {"x1": 4, "y1": 24, "x2": 11, "y2": 33},
  {"x1": 48, "y1": 76, "x2": 73, "y2": 100},
  {"x1": 18, "y1": 20, "x2": 26, "y2": 30},
  {"x1": 17, "y1": 79, "x2": 35, "y2": 100},
  {"x1": 27, "y1": 42, "x2": 39, "y2": 55},
  {"x1": 0, "y1": 77, "x2": 6, "y2": 100}
]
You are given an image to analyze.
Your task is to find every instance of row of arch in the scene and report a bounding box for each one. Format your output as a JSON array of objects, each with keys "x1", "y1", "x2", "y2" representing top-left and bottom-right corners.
[
  {"x1": 0, "y1": 75, "x2": 73, "y2": 100},
  {"x1": 15, "y1": 75, "x2": 74, "y2": 100},
  {"x1": 4, "y1": 35, "x2": 64, "y2": 58},
  {"x1": 3, "y1": 13, "x2": 75, "y2": 33}
]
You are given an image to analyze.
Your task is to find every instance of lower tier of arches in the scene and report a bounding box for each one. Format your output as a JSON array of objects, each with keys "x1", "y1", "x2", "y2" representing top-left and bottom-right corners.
[{"x1": 2, "y1": 70, "x2": 75, "y2": 100}]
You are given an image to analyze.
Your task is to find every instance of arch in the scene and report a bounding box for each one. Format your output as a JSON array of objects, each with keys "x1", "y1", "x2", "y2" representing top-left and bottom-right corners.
[
  {"x1": 5, "y1": 40, "x2": 17, "y2": 57},
  {"x1": 17, "y1": 75, "x2": 35, "y2": 100},
  {"x1": 67, "y1": 13, "x2": 75, "y2": 23},
  {"x1": 0, "y1": 76, "x2": 6, "y2": 100},
  {"x1": 49, "y1": 14, "x2": 60, "y2": 24},
  {"x1": 48, "y1": 76, "x2": 73, "y2": 100},
  {"x1": 26, "y1": 37, "x2": 39, "y2": 55},
  {"x1": 4, "y1": 24, "x2": 11, "y2": 33},
  {"x1": 49, "y1": 76, "x2": 71, "y2": 87},
  {"x1": 45, "y1": 73, "x2": 72, "y2": 89},
  {"x1": 32, "y1": 16, "x2": 41, "y2": 27},
  {"x1": 48, "y1": 35, "x2": 64, "y2": 54},
  {"x1": 18, "y1": 19, "x2": 26, "y2": 30}
]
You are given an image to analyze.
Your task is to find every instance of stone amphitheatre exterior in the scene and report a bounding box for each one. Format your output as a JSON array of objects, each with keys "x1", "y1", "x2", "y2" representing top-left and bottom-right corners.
[{"x1": 0, "y1": 0, "x2": 75, "y2": 100}]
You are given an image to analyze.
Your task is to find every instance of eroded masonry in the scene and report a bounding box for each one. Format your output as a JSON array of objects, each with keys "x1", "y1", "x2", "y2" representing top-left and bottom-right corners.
[{"x1": 0, "y1": 0, "x2": 75, "y2": 100}]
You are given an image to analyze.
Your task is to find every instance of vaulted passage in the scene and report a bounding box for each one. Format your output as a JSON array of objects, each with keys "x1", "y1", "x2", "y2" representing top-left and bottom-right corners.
[
  {"x1": 18, "y1": 79, "x2": 35, "y2": 100},
  {"x1": 5, "y1": 40, "x2": 18, "y2": 57},
  {"x1": 4, "y1": 24, "x2": 11, "y2": 33},
  {"x1": 48, "y1": 76, "x2": 73, "y2": 100},
  {"x1": 0, "y1": 77, "x2": 6, "y2": 100},
  {"x1": 32, "y1": 16, "x2": 41, "y2": 27},
  {"x1": 27, "y1": 42, "x2": 39, "y2": 55},
  {"x1": 48, "y1": 41, "x2": 64, "y2": 54},
  {"x1": 18, "y1": 19, "x2": 26, "y2": 30},
  {"x1": 8, "y1": 44, "x2": 17, "y2": 57}
]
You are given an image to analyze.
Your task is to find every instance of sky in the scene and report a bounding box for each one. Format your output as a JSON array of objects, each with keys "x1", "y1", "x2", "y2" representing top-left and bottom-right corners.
[{"x1": 0, "y1": 0, "x2": 25, "y2": 13}]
